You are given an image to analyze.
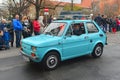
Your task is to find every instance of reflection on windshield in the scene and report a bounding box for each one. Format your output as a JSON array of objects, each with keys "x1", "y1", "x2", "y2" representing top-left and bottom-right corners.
[{"x1": 44, "y1": 22, "x2": 66, "y2": 36}]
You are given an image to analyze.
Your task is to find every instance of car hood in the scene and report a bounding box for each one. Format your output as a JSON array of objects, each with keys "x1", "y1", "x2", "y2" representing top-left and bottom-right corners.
[{"x1": 21, "y1": 34, "x2": 61, "y2": 47}]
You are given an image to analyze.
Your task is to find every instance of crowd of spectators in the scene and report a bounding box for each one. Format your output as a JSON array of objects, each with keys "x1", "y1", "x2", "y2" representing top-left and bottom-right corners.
[
  {"x1": 0, "y1": 14, "x2": 50, "y2": 50},
  {"x1": 94, "y1": 14, "x2": 120, "y2": 33},
  {"x1": 0, "y1": 13, "x2": 120, "y2": 50}
]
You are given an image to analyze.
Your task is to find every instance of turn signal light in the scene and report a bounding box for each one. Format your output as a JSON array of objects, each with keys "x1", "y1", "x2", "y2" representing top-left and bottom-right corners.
[{"x1": 31, "y1": 53, "x2": 36, "y2": 57}]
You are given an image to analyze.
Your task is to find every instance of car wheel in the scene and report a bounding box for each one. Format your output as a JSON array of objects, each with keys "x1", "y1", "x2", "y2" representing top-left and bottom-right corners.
[
  {"x1": 42, "y1": 52, "x2": 60, "y2": 70},
  {"x1": 92, "y1": 44, "x2": 103, "y2": 58}
]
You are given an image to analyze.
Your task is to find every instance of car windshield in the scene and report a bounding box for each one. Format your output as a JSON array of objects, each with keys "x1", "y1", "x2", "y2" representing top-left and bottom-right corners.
[{"x1": 44, "y1": 22, "x2": 66, "y2": 36}]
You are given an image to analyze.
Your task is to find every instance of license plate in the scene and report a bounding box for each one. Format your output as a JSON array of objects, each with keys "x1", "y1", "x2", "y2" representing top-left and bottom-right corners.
[{"x1": 23, "y1": 56, "x2": 30, "y2": 62}]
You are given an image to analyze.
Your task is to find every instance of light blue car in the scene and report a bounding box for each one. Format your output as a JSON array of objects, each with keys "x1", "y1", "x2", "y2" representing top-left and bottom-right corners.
[{"x1": 20, "y1": 20, "x2": 107, "y2": 70}]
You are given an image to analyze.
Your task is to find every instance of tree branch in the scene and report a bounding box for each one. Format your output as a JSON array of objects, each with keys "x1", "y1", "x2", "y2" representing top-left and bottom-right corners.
[
  {"x1": 40, "y1": 2, "x2": 62, "y2": 10},
  {"x1": 54, "y1": 2, "x2": 62, "y2": 9},
  {"x1": 26, "y1": 0, "x2": 36, "y2": 5},
  {"x1": 13, "y1": 0, "x2": 18, "y2": 8}
]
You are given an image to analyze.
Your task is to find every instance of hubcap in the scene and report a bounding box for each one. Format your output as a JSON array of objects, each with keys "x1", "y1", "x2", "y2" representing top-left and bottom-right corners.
[
  {"x1": 46, "y1": 55, "x2": 58, "y2": 69},
  {"x1": 95, "y1": 46, "x2": 102, "y2": 56}
]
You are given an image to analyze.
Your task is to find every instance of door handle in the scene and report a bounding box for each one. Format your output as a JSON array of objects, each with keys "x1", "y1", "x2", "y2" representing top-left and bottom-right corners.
[
  {"x1": 84, "y1": 36, "x2": 89, "y2": 39},
  {"x1": 99, "y1": 34, "x2": 103, "y2": 37},
  {"x1": 90, "y1": 39, "x2": 93, "y2": 43}
]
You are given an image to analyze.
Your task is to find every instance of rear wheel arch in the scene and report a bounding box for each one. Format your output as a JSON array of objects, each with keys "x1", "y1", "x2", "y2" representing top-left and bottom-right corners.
[
  {"x1": 96, "y1": 42, "x2": 104, "y2": 47},
  {"x1": 93, "y1": 42, "x2": 104, "y2": 49}
]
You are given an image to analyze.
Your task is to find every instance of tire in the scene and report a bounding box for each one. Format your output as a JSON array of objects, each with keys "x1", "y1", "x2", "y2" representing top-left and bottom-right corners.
[
  {"x1": 42, "y1": 52, "x2": 60, "y2": 70},
  {"x1": 92, "y1": 44, "x2": 103, "y2": 58}
]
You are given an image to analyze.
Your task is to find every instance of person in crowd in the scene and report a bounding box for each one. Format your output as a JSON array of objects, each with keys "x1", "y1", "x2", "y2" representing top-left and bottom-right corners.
[
  {"x1": 48, "y1": 15, "x2": 53, "y2": 24},
  {"x1": 0, "y1": 29, "x2": 4, "y2": 50},
  {"x1": 3, "y1": 27, "x2": 10, "y2": 49},
  {"x1": 12, "y1": 14, "x2": 23, "y2": 48},
  {"x1": 107, "y1": 17, "x2": 113, "y2": 32},
  {"x1": 94, "y1": 14, "x2": 102, "y2": 26},
  {"x1": 6, "y1": 20, "x2": 14, "y2": 47},
  {"x1": 22, "y1": 16, "x2": 31, "y2": 38},
  {"x1": 115, "y1": 17, "x2": 120, "y2": 31},
  {"x1": 27, "y1": 16, "x2": 33, "y2": 36},
  {"x1": 0, "y1": 19, "x2": 5, "y2": 49},
  {"x1": 111, "y1": 17, "x2": 117, "y2": 34},
  {"x1": 38, "y1": 15, "x2": 45, "y2": 33},
  {"x1": 101, "y1": 15, "x2": 108, "y2": 33},
  {"x1": 0, "y1": 19, "x2": 10, "y2": 49},
  {"x1": 33, "y1": 18, "x2": 40, "y2": 35}
]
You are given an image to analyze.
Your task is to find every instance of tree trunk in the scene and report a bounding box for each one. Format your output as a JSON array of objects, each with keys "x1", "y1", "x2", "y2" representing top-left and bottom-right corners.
[
  {"x1": 35, "y1": 6, "x2": 40, "y2": 19},
  {"x1": 35, "y1": 0, "x2": 40, "y2": 19}
]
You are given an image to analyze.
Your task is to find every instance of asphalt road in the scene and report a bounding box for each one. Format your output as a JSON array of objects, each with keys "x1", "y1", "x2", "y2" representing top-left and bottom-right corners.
[{"x1": 0, "y1": 32, "x2": 120, "y2": 80}]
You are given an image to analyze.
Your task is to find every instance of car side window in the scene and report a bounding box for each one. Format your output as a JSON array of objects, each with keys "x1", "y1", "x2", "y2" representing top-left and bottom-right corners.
[
  {"x1": 86, "y1": 22, "x2": 98, "y2": 33},
  {"x1": 72, "y1": 23, "x2": 85, "y2": 36},
  {"x1": 65, "y1": 23, "x2": 86, "y2": 36}
]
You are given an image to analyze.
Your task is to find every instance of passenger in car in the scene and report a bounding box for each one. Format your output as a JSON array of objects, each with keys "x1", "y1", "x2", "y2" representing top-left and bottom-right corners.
[{"x1": 73, "y1": 24, "x2": 82, "y2": 36}]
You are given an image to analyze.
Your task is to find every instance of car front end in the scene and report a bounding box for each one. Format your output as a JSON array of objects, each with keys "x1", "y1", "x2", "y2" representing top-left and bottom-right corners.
[{"x1": 20, "y1": 40, "x2": 41, "y2": 62}]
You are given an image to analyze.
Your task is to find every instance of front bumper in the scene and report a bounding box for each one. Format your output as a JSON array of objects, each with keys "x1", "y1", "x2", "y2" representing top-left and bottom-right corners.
[{"x1": 20, "y1": 50, "x2": 39, "y2": 61}]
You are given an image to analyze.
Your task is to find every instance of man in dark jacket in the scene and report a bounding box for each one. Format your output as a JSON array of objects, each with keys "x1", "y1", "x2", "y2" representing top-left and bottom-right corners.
[
  {"x1": 101, "y1": 15, "x2": 108, "y2": 33},
  {"x1": 7, "y1": 21, "x2": 14, "y2": 47},
  {"x1": 94, "y1": 14, "x2": 102, "y2": 26}
]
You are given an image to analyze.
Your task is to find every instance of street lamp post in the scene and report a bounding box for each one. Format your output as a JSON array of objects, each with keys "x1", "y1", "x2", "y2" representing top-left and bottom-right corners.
[{"x1": 71, "y1": 0, "x2": 73, "y2": 11}]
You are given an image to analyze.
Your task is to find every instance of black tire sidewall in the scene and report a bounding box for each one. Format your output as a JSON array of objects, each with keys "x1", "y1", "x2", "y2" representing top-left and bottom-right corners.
[
  {"x1": 42, "y1": 52, "x2": 60, "y2": 70},
  {"x1": 92, "y1": 44, "x2": 103, "y2": 58}
]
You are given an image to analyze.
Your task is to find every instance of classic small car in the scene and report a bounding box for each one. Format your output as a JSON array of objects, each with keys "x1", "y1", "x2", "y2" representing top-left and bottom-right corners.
[{"x1": 20, "y1": 20, "x2": 107, "y2": 70}]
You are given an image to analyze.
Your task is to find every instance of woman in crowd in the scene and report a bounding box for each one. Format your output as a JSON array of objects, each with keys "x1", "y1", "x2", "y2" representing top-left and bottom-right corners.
[
  {"x1": 32, "y1": 18, "x2": 40, "y2": 35},
  {"x1": 22, "y1": 16, "x2": 31, "y2": 38}
]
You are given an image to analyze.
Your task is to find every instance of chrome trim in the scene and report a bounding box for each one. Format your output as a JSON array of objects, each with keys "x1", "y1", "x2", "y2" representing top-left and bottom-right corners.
[{"x1": 20, "y1": 50, "x2": 39, "y2": 60}]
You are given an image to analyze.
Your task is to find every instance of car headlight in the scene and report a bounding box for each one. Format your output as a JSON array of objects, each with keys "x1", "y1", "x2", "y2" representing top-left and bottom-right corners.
[{"x1": 31, "y1": 46, "x2": 37, "y2": 52}]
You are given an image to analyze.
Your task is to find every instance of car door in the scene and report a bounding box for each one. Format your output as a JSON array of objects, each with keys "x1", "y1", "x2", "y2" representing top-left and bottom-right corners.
[
  {"x1": 62, "y1": 22, "x2": 90, "y2": 59},
  {"x1": 85, "y1": 22, "x2": 102, "y2": 52}
]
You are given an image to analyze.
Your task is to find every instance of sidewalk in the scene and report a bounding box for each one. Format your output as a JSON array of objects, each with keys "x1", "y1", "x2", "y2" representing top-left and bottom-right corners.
[
  {"x1": 106, "y1": 31, "x2": 120, "y2": 45},
  {"x1": 0, "y1": 47, "x2": 21, "y2": 59},
  {"x1": 0, "y1": 32, "x2": 120, "y2": 59}
]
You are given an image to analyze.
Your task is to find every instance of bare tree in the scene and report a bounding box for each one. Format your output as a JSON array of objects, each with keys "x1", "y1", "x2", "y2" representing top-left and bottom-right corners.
[
  {"x1": 91, "y1": 0, "x2": 100, "y2": 15},
  {"x1": 115, "y1": 0, "x2": 120, "y2": 14},
  {"x1": 5, "y1": 0, "x2": 31, "y2": 18},
  {"x1": 26, "y1": 0, "x2": 62, "y2": 18},
  {"x1": 13, "y1": 0, "x2": 31, "y2": 16},
  {"x1": 97, "y1": 0, "x2": 120, "y2": 17},
  {"x1": 0, "y1": 9, "x2": 8, "y2": 19},
  {"x1": 102, "y1": 0, "x2": 120, "y2": 17}
]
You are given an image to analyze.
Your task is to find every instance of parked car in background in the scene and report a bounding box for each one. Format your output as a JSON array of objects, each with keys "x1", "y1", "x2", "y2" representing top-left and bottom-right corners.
[
  {"x1": 56, "y1": 11, "x2": 91, "y2": 20},
  {"x1": 20, "y1": 19, "x2": 107, "y2": 70}
]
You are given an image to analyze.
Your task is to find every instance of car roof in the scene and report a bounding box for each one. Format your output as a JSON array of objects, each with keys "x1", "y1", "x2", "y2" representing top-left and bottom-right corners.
[{"x1": 53, "y1": 20, "x2": 93, "y2": 23}]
